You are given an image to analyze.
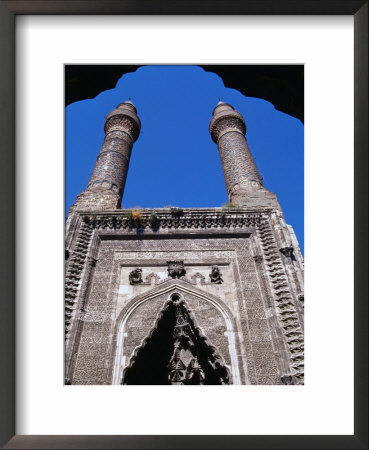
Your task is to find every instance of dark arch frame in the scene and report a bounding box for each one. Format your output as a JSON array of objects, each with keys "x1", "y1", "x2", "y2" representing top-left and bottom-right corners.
[{"x1": 65, "y1": 64, "x2": 304, "y2": 122}]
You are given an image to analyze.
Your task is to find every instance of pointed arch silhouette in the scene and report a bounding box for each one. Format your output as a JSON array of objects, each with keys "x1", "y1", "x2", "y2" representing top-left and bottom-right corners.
[
  {"x1": 122, "y1": 293, "x2": 230, "y2": 385},
  {"x1": 111, "y1": 279, "x2": 242, "y2": 384}
]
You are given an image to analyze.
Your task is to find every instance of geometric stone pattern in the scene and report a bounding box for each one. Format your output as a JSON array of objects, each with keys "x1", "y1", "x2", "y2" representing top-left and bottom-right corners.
[
  {"x1": 64, "y1": 221, "x2": 93, "y2": 341},
  {"x1": 258, "y1": 217, "x2": 304, "y2": 384},
  {"x1": 65, "y1": 208, "x2": 304, "y2": 385},
  {"x1": 218, "y1": 131, "x2": 262, "y2": 194}
]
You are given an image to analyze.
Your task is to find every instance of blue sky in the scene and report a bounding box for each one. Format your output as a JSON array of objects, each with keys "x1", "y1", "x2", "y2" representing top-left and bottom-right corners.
[{"x1": 66, "y1": 65, "x2": 303, "y2": 254}]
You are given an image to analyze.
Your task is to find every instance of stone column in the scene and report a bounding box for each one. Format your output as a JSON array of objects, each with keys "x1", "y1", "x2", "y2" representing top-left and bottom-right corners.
[
  {"x1": 209, "y1": 102, "x2": 280, "y2": 210},
  {"x1": 69, "y1": 101, "x2": 141, "y2": 213}
]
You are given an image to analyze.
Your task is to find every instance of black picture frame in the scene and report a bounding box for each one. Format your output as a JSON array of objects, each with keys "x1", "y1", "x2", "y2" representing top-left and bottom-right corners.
[{"x1": 0, "y1": 1, "x2": 367, "y2": 449}]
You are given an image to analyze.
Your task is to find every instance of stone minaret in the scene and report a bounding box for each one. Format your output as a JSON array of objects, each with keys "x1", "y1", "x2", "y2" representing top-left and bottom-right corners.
[
  {"x1": 209, "y1": 101, "x2": 280, "y2": 210},
  {"x1": 66, "y1": 98, "x2": 304, "y2": 386},
  {"x1": 69, "y1": 100, "x2": 141, "y2": 214}
]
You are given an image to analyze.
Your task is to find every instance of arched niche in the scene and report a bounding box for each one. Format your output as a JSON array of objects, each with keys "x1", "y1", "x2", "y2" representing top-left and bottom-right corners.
[{"x1": 111, "y1": 280, "x2": 241, "y2": 385}]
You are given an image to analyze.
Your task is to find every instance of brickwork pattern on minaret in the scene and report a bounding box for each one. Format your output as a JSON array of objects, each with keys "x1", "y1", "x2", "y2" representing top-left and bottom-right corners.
[
  {"x1": 87, "y1": 131, "x2": 131, "y2": 193},
  {"x1": 210, "y1": 102, "x2": 280, "y2": 210},
  {"x1": 218, "y1": 131, "x2": 262, "y2": 192},
  {"x1": 68, "y1": 101, "x2": 140, "y2": 214}
]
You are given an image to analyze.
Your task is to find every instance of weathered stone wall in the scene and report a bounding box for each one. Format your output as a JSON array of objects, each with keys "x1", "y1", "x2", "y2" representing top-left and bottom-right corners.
[{"x1": 68, "y1": 189, "x2": 121, "y2": 215}]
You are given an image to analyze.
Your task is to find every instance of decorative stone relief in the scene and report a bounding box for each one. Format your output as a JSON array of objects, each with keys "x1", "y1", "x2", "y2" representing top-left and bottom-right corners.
[
  {"x1": 104, "y1": 115, "x2": 140, "y2": 141},
  {"x1": 258, "y1": 219, "x2": 304, "y2": 384},
  {"x1": 145, "y1": 272, "x2": 160, "y2": 285},
  {"x1": 209, "y1": 265, "x2": 223, "y2": 284},
  {"x1": 280, "y1": 246, "x2": 294, "y2": 258},
  {"x1": 67, "y1": 207, "x2": 303, "y2": 386},
  {"x1": 281, "y1": 374, "x2": 298, "y2": 385},
  {"x1": 81, "y1": 210, "x2": 262, "y2": 231},
  {"x1": 129, "y1": 268, "x2": 143, "y2": 285},
  {"x1": 167, "y1": 261, "x2": 186, "y2": 279},
  {"x1": 190, "y1": 272, "x2": 206, "y2": 285},
  {"x1": 298, "y1": 293, "x2": 304, "y2": 307},
  {"x1": 65, "y1": 222, "x2": 93, "y2": 342},
  {"x1": 253, "y1": 255, "x2": 263, "y2": 263}
]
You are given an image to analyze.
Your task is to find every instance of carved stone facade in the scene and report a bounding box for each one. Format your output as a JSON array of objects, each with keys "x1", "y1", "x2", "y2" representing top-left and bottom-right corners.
[{"x1": 65, "y1": 100, "x2": 304, "y2": 385}]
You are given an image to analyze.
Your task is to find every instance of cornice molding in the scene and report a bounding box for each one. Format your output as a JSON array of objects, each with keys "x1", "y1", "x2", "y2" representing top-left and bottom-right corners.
[{"x1": 78, "y1": 209, "x2": 271, "y2": 231}]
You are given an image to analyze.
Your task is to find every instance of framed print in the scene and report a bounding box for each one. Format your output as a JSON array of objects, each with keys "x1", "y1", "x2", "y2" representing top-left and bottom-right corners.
[
  {"x1": 63, "y1": 63, "x2": 305, "y2": 389},
  {"x1": 0, "y1": 1, "x2": 367, "y2": 449}
]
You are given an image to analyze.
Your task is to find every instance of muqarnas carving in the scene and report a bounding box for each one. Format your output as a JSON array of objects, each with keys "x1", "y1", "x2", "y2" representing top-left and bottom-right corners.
[
  {"x1": 129, "y1": 268, "x2": 143, "y2": 285},
  {"x1": 122, "y1": 294, "x2": 230, "y2": 385},
  {"x1": 209, "y1": 265, "x2": 223, "y2": 284}
]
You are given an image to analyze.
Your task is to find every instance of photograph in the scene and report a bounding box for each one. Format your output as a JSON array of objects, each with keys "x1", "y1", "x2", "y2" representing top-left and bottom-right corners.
[
  {"x1": 65, "y1": 65, "x2": 304, "y2": 385},
  {"x1": 1, "y1": 0, "x2": 366, "y2": 445}
]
